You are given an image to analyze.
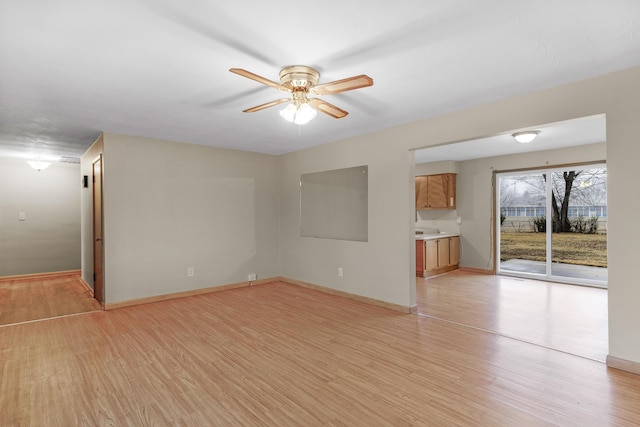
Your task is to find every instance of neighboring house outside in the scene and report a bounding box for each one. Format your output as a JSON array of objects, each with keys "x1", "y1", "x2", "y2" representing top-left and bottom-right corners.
[{"x1": 501, "y1": 205, "x2": 607, "y2": 233}]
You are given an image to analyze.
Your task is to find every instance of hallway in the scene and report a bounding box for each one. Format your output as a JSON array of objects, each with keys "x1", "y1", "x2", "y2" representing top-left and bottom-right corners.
[{"x1": 0, "y1": 274, "x2": 101, "y2": 326}]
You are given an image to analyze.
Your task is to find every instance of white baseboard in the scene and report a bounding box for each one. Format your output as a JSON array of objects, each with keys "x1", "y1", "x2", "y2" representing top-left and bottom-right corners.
[
  {"x1": 606, "y1": 355, "x2": 640, "y2": 375},
  {"x1": 0, "y1": 270, "x2": 81, "y2": 282},
  {"x1": 280, "y1": 277, "x2": 412, "y2": 313}
]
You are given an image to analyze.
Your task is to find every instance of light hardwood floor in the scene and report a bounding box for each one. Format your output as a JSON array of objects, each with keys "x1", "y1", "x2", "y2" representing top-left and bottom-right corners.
[
  {"x1": 2, "y1": 281, "x2": 639, "y2": 426},
  {"x1": 0, "y1": 274, "x2": 102, "y2": 326},
  {"x1": 416, "y1": 270, "x2": 608, "y2": 361}
]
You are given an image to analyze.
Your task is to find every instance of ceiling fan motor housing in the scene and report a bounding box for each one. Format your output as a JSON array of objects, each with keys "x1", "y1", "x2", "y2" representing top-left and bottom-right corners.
[{"x1": 279, "y1": 65, "x2": 320, "y2": 91}]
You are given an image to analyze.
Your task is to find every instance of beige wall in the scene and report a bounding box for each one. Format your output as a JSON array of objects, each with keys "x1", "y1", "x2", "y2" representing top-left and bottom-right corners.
[
  {"x1": 79, "y1": 66, "x2": 640, "y2": 367},
  {"x1": 0, "y1": 157, "x2": 80, "y2": 276},
  {"x1": 415, "y1": 160, "x2": 460, "y2": 176},
  {"x1": 279, "y1": 66, "x2": 640, "y2": 365},
  {"x1": 90, "y1": 133, "x2": 280, "y2": 304},
  {"x1": 279, "y1": 134, "x2": 417, "y2": 308}
]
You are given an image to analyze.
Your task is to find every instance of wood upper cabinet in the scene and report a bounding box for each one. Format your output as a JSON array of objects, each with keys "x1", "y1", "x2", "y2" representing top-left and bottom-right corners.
[
  {"x1": 415, "y1": 173, "x2": 456, "y2": 209},
  {"x1": 415, "y1": 176, "x2": 429, "y2": 209}
]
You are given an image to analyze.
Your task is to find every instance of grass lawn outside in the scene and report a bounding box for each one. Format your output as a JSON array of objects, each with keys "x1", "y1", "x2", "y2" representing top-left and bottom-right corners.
[{"x1": 500, "y1": 232, "x2": 607, "y2": 268}]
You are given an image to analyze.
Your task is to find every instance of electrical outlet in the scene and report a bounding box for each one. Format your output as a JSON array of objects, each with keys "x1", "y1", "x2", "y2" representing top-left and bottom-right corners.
[
  {"x1": 248, "y1": 273, "x2": 257, "y2": 281},
  {"x1": 338, "y1": 267, "x2": 343, "y2": 277},
  {"x1": 187, "y1": 267, "x2": 194, "y2": 277}
]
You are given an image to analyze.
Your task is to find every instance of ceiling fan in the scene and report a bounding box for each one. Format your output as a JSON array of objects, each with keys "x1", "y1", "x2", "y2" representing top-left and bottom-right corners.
[{"x1": 229, "y1": 66, "x2": 373, "y2": 124}]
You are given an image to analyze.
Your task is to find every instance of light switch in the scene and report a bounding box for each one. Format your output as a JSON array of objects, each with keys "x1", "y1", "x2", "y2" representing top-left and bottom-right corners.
[{"x1": 18, "y1": 212, "x2": 26, "y2": 221}]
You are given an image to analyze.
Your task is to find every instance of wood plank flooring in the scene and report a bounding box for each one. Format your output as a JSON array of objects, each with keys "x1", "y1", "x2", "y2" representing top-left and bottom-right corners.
[
  {"x1": 0, "y1": 275, "x2": 101, "y2": 326},
  {"x1": 416, "y1": 270, "x2": 608, "y2": 361},
  {"x1": 2, "y1": 281, "x2": 639, "y2": 426}
]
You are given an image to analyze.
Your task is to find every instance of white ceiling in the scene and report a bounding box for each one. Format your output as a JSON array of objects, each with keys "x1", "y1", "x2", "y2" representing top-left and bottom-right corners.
[
  {"x1": 415, "y1": 114, "x2": 607, "y2": 163},
  {"x1": 1, "y1": 1, "x2": 639, "y2": 161}
]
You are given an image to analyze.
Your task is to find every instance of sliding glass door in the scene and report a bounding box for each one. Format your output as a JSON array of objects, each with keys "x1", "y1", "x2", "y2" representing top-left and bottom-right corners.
[
  {"x1": 496, "y1": 164, "x2": 607, "y2": 287},
  {"x1": 498, "y1": 171, "x2": 547, "y2": 276}
]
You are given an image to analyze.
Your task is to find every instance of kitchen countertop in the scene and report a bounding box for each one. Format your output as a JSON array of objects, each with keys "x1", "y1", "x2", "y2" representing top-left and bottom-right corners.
[{"x1": 415, "y1": 232, "x2": 460, "y2": 240}]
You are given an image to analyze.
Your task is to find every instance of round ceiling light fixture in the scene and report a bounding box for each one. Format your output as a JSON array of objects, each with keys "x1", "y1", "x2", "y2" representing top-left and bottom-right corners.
[
  {"x1": 26, "y1": 159, "x2": 52, "y2": 171},
  {"x1": 512, "y1": 131, "x2": 540, "y2": 144}
]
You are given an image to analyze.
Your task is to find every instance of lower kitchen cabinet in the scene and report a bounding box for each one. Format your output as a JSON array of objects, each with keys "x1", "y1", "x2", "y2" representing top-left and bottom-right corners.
[{"x1": 416, "y1": 236, "x2": 460, "y2": 278}]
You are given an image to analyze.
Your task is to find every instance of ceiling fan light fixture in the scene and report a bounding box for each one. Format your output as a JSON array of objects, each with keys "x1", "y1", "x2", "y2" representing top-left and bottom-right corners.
[
  {"x1": 230, "y1": 66, "x2": 372, "y2": 121},
  {"x1": 279, "y1": 104, "x2": 296, "y2": 122},
  {"x1": 279, "y1": 102, "x2": 317, "y2": 125},
  {"x1": 512, "y1": 131, "x2": 540, "y2": 144}
]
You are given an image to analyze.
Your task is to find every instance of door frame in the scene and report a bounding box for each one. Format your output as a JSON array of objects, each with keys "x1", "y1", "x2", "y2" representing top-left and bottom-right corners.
[
  {"x1": 92, "y1": 155, "x2": 105, "y2": 304},
  {"x1": 494, "y1": 161, "x2": 607, "y2": 287}
]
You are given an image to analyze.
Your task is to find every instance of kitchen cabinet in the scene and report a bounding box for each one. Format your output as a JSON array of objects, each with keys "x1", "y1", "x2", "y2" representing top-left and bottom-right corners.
[
  {"x1": 416, "y1": 236, "x2": 460, "y2": 277},
  {"x1": 449, "y1": 236, "x2": 460, "y2": 266},
  {"x1": 416, "y1": 239, "x2": 425, "y2": 274},
  {"x1": 415, "y1": 173, "x2": 456, "y2": 209},
  {"x1": 425, "y1": 239, "x2": 439, "y2": 271}
]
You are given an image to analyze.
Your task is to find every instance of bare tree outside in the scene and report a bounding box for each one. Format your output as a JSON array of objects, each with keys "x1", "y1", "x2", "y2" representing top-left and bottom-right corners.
[
  {"x1": 500, "y1": 168, "x2": 607, "y2": 233},
  {"x1": 545, "y1": 171, "x2": 580, "y2": 232}
]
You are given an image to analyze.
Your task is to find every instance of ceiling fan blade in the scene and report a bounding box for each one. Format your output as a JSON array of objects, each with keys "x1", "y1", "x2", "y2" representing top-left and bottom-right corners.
[
  {"x1": 243, "y1": 98, "x2": 290, "y2": 113},
  {"x1": 310, "y1": 75, "x2": 373, "y2": 96},
  {"x1": 309, "y1": 99, "x2": 349, "y2": 119},
  {"x1": 230, "y1": 68, "x2": 289, "y2": 92}
]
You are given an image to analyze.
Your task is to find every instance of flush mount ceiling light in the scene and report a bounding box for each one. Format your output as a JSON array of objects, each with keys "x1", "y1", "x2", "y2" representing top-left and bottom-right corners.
[
  {"x1": 26, "y1": 159, "x2": 52, "y2": 171},
  {"x1": 512, "y1": 130, "x2": 540, "y2": 144},
  {"x1": 230, "y1": 65, "x2": 373, "y2": 125}
]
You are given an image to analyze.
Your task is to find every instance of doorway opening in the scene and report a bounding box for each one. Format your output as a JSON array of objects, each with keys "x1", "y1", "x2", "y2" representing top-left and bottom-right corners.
[
  {"x1": 92, "y1": 156, "x2": 104, "y2": 304},
  {"x1": 496, "y1": 163, "x2": 607, "y2": 287}
]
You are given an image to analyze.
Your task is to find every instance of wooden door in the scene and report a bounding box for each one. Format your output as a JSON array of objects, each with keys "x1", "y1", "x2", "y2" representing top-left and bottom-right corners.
[
  {"x1": 449, "y1": 237, "x2": 460, "y2": 266},
  {"x1": 427, "y1": 175, "x2": 448, "y2": 208},
  {"x1": 416, "y1": 240, "x2": 425, "y2": 276},
  {"x1": 425, "y1": 239, "x2": 438, "y2": 271},
  {"x1": 93, "y1": 156, "x2": 104, "y2": 304},
  {"x1": 437, "y1": 238, "x2": 450, "y2": 267},
  {"x1": 415, "y1": 176, "x2": 429, "y2": 209},
  {"x1": 446, "y1": 174, "x2": 456, "y2": 208}
]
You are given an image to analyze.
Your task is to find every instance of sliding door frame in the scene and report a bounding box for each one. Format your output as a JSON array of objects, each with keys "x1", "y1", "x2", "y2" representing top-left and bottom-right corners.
[{"x1": 494, "y1": 161, "x2": 607, "y2": 288}]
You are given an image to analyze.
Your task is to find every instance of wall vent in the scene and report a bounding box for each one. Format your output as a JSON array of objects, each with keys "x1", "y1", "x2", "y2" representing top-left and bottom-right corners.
[{"x1": 59, "y1": 156, "x2": 80, "y2": 164}]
